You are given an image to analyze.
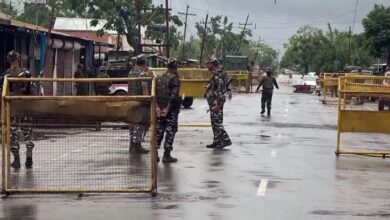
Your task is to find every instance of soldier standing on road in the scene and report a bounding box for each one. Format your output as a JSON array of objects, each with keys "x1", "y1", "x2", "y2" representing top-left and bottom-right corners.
[
  {"x1": 256, "y1": 67, "x2": 279, "y2": 116},
  {"x1": 1, "y1": 50, "x2": 34, "y2": 168},
  {"x1": 156, "y1": 59, "x2": 181, "y2": 163},
  {"x1": 128, "y1": 57, "x2": 150, "y2": 154},
  {"x1": 74, "y1": 63, "x2": 88, "y2": 96},
  {"x1": 205, "y1": 58, "x2": 232, "y2": 149},
  {"x1": 94, "y1": 66, "x2": 111, "y2": 96}
]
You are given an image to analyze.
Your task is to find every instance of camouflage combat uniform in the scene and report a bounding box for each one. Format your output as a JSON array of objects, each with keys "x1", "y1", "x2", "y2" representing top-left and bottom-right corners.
[
  {"x1": 205, "y1": 70, "x2": 231, "y2": 148},
  {"x1": 94, "y1": 70, "x2": 111, "y2": 95},
  {"x1": 128, "y1": 65, "x2": 150, "y2": 153},
  {"x1": 2, "y1": 66, "x2": 34, "y2": 168},
  {"x1": 156, "y1": 70, "x2": 181, "y2": 152}
]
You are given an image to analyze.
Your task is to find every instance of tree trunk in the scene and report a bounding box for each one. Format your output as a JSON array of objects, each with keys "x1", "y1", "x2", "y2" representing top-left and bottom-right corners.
[
  {"x1": 126, "y1": 34, "x2": 137, "y2": 54},
  {"x1": 304, "y1": 64, "x2": 309, "y2": 74}
]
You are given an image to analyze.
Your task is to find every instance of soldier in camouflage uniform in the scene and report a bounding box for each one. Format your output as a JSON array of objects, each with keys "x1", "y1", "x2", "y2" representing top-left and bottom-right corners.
[
  {"x1": 94, "y1": 66, "x2": 111, "y2": 96},
  {"x1": 255, "y1": 67, "x2": 279, "y2": 116},
  {"x1": 1, "y1": 50, "x2": 34, "y2": 169},
  {"x1": 128, "y1": 57, "x2": 150, "y2": 154},
  {"x1": 205, "y1": 58, "x2": 232, "y2": 149},
  {"x1": 156, "y1": 59, "x2": 181, "y2": 163}
]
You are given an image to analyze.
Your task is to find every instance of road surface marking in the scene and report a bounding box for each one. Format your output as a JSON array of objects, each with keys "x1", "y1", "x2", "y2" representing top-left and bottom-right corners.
[
  {"x1": 270, "y1": 150, "x2": 278, "y2": 158},
  {"x1": 257, "y1": 179, "x2": 269, "y2": 196}
]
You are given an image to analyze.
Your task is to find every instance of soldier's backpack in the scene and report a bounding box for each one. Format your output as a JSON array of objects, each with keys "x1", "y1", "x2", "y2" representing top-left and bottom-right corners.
[{"x1": 156, "y1": 72, "x2": 176, "y2": 108}]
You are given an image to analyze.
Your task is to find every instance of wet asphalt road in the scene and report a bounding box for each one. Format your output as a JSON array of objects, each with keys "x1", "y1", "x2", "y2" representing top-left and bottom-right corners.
[{"x1": 1, "y1": 75, "x2": 390, "y2": 220}]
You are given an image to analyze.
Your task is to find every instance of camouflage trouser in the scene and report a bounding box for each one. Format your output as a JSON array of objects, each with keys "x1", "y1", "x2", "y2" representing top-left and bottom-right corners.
[
  {"x1": 129, "y1": 124, "x2": 147, "y2": 144},
  {"x1": 11, "y1": 118, "x2": 34, "y2": 157},
  {"x1": 156, "y1": 110, "x2": 179, "y2": 152},
  {"x1": 261, "y1": 89, "x2": 273, "y2": 111},
  {"x1": 210, "y1": 105, "x2": 230, "y2": 144}
]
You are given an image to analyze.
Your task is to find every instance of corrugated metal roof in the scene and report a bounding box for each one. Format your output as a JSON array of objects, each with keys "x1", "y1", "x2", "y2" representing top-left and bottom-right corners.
[
  {"x1": 6, "y1": 19, "x2": 114, "y2": 47},
  {"x1": 54, "y1": 17, "x2": 117, "y2": 34}
]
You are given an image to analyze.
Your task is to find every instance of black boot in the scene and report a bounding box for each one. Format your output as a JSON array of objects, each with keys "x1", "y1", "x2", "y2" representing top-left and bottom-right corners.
[
  {"x1": 11, "y1": 155, "x2": 21, "y2": 169},
  {"x1": 130, "y1": 143, "x2": 149, "y2": 154},
  {"x1": 215, "y1": 140, "x2": 232, "y2": 149},
  {"x1": 267, "y1": 109, "x2": 271, "y2": 117},
  {"x1": 25, "y1": 156, "x2": 33, "y2": 169},
  {"x1": 162, "y1": 150, "x2": 177, "y2": 163},
  {"x1": 206, "y1": 142, "x2": 217, "y2": 148},
  {"x1": 260, "y1": 109, "x2": 265, "y2": 115},
  {"x1": 25, "y1": 143, "x2": 34, "y2": 168},
  {"x1": 11, "y1": 148, "x2": 21, "y2": 169}
]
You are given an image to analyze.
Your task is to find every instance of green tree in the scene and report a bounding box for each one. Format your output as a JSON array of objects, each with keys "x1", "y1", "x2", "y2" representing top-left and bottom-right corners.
[
  {"x1": 281, "y1": 26, "x2": 327, "y2": 74},
  {"x1": 16, "y1": 3, "x2": 50, "y2": 28},
  {"x1": 87, "y1": 0, "x2": 182, "y2": 55},
  {"x1": 362, "y1": 4, "x2": 390, "y2": 67},
  {"x1": 195, "y1": 15, "x2": 251, "y2": 62},
  {"x1": 0, "y1": 2, "x2": 17, "y2": 17}
]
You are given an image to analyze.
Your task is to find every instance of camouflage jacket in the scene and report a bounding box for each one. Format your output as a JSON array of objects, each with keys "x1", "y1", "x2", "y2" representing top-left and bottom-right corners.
[
  {"x1": 1, "y1": 66, "x2": 31, "y2": 95},
  {"x1": 156, "y1": 71, "x2": 181, "y2": 110},
  {"x1": 128, "y1": 65, "x2": 150, "y2": 96},
  {"x1": 205, "y1": 70, "x2": 226, "y2": 107}
]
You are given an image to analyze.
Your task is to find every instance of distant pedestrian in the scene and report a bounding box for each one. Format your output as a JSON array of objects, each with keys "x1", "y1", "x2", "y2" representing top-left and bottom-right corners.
[
  {"x1": 205, "y1": 58, "x2": 232, "y2": 149},
  {"x1": 156, "y1": 59, "x2": 181, "y2": 163},
  {"x1": 256, "y1": 67, "x2": 279, "y2": 116}
]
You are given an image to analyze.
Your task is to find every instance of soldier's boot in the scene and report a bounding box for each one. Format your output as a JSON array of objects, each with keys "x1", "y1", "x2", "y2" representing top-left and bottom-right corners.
[
  {"x1": 162, "y1": 150, "x2": 177, "y2": 163},
  {"x1": 260, "y1": 109, "x2": 266, "y2": 115},
  {"x1": 206, "y1": 142, "x2": 217, "y2": 148},
  {"x1": 267, "y1": 108, "x2": 271, "y2": 117},
  {"x1": 25, "y1": 142, "x2": 34, "y2": 169},
  {"x1": 131, "y1": 143, "x2": 149, "y2": 154},
  {"x1": 11, "y1": 147, "x2": 21, "y2": 169},
  {"x1": 215, "y1": 139, "x2": 232, "y2": 149}
]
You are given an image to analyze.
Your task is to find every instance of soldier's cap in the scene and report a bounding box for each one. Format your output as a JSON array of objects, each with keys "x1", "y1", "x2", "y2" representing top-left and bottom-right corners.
[
  {"x1": 207, "y1": 57, "x2": 219, "y2": 66},
  {"x1": 7, "y1": 50, "x2": 21, "y2": 62},
  {"x1": 167, "y1": 58, "x2": 178, "y2": 69}
]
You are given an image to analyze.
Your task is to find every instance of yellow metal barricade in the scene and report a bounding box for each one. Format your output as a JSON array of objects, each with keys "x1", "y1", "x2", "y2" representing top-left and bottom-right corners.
[
  {"x1": 2, "y1": 77, "x2": 158, "y2": 194},
  {"x1": 320, "y1": 73, "x2": 345, "y2": 104},
  {"x1": 336, "y1": 75, "x2": 390, "y2": 158},
  {"x1": 150, "y1": 68, "x2": 250, "y2": 97}
]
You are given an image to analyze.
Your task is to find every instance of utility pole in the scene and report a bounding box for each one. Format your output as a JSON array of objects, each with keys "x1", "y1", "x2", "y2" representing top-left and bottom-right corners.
[
  {"x1": 254, "y1": 36, "x2": 261, "y2": 65},
  {"x1": 199, "y1": 14, "x2": 209, "y2": 67},
  {"x1": 237, "y1": 14, "x2": 251, "y2": 53},
  {"x1": 165, "y1": 0, "x2": 170, "y2": 58},
  {"x1": 135, "y1": 0, "x2": 142, "y2": 55},
  {"x1": 178, "y1": 5, "x2": 196, "y2": 60},
  {"x1": 43, "y1": 0, "x2": 56, "y2": 76},
  {"x1": 348, "y1": 26, "x2": 352, "y2": 66}
]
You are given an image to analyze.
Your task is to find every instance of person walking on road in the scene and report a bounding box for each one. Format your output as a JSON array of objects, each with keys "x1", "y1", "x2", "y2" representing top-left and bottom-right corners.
[
  {"x1": 156, "y1": 59, "x2": 181, "y2": 163},
  {"x1": 1, "y1": 50, "x2": 35, "y2": 169},
  {"x1": 128, "y1": 57, "x2": 150, "y2": 154},
  {"x1": 256, "y1": 67, "x2": 279, "y2": 116},
  {"x1": 205, "y1": 58, "x2": 232, "y2": 149}
]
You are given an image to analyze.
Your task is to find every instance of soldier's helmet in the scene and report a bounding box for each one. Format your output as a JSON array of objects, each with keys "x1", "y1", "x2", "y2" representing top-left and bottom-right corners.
[
  {"x1": 207, "y1": 57, "x2": 219, "y2": 66},
  {"x1": 167, "y1": 58, "x2": 178, "y2": 69},
  {"x1": 136, "y1": 56, "x2": 146, "y2": 66},
  {"x1": 7, "y1": 50, "x2": 21, "y2": 62}
]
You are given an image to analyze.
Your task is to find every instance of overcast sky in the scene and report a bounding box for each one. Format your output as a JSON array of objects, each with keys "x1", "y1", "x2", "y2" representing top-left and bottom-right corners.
[{"x1": 154, "y1": 0, "x2": 390, "y2": 54}]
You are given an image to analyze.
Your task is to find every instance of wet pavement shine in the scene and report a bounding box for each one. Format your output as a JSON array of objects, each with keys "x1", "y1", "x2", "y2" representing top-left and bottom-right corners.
[{"x1": 1, "y1": 76, "x2": 390, "y2": 220}]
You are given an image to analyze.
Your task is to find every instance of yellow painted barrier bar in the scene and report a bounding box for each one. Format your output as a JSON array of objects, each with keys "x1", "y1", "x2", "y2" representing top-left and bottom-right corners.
[{"x1": 336, "y1": 75, "x2": 390, "y2": 158}]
